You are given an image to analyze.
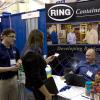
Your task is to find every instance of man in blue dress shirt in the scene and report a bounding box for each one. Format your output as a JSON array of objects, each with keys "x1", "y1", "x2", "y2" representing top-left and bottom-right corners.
[{"x1": 75, "y1": 48, "x2": 100, "y2": 81}]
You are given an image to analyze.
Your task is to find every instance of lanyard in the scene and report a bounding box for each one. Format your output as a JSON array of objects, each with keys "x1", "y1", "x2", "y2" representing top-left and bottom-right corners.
[{"x1": 6, "y1": 47, "x2": 15, "y2": 60}]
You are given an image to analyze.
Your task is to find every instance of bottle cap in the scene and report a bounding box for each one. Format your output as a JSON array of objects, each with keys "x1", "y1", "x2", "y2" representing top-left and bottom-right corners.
[
  {"x1": 85, "y1": 81, "x2": 92, "y2": 85},
  {"x1": 47, "y1": 64, "x2": 50, "y2": 67}
]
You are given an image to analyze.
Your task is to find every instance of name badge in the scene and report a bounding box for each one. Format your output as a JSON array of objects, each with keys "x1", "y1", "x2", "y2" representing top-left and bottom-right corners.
[
  {"x1": 13, "y1": 50, "x2": 16, "y2": 54},
  {"x1": 10, "y1": 59, "x2": 16, "y2": 66},
  {"x1": 86, "y1": 70, "x2": 93, "y2": 77}
]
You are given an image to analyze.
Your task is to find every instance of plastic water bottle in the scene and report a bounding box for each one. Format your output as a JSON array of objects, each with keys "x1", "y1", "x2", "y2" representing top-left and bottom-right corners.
[
  {"x1": 45, "y1": 64, "x2": 52, "y2": 78},
  {"x1": 85, "y1": 81, "x2": 92, "y2": 96},
  {"x1": 18, "y1": 64, "x2": 25, "y2": 84}
]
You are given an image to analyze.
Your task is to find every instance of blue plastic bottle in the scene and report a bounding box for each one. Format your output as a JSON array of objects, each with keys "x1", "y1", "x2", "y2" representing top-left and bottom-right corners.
[{"x1": 85, "y1": 81, "x2": 92, "y2": 96}]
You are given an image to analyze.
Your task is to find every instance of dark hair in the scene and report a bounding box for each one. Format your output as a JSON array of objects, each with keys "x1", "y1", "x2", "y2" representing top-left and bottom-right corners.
[
  {"x1": 2, "y1": 28, "x2": 15, "y2": 36},
  {"x1": 28, "y1": 29, "x2": 43, "y2": 48},
  {"x1": 22, "y1": 29, "x2": 43, "y2": 56}
]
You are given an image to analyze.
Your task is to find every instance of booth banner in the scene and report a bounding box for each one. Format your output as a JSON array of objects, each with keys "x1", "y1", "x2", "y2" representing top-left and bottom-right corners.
[
  {"x1": 46, "y1": 0, "x2": 100, "y2": 23},
  {"x1": 48, "y1": 44, "x2": 100, "y2": 75},
  {"x1": 46, "y1": 0, "x2": 100, "y2": 76}
]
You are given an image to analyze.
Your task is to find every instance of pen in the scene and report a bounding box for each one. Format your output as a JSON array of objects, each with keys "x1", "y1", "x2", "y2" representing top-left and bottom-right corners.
[{"x1": 81, "y1": 95, "x2": 90, "y2": 99}]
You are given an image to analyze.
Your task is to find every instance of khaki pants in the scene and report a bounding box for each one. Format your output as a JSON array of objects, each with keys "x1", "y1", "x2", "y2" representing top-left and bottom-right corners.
[{"x1": 0, "y1": 76, "x2": 18, "y2": 100}]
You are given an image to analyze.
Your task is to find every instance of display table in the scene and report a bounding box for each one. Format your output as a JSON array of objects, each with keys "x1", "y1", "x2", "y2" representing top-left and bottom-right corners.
[
  {"x1": 18, "y1": 74, "x2": 90, "y2": 100},
  {"x1": 53, "y1": 75, "x2": 90, "y2": 100}
]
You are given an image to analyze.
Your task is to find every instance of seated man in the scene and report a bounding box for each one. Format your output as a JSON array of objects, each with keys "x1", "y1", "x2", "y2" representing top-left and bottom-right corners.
[{"x1": 75, "y1": 48, "x2": 100, "y2": 81}]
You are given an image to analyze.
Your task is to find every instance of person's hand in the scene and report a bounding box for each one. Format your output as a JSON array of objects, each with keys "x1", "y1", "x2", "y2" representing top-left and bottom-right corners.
[
  {"x1": 46, "y1": 55, "x2": 55, "y2": 64},
  {"x1": 10, "y1": 65, "x2": 19, "y2": 71},
  {"x1": 45, "y1": 93, "x2": 55, "y2": 100},
  {"x1": 10, "y1": 59, "x2": 22, "y2": 71},
  {"x1": 17, "y1": 59, "x2": 22, "y2": 64},
  {"x1": 16, "y1": 59, "x2": 22, "y2": 68}
]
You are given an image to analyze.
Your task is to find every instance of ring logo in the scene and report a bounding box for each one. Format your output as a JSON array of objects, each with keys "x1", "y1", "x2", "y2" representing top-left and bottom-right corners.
[{"x1": 48, "y1": 4, "x2": 74, "y2": 21}]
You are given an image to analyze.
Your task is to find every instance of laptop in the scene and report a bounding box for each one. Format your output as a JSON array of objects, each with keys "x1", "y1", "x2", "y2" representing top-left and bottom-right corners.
[{"x1": 64, "y1": 74, "x2": 85, "y2": 87}]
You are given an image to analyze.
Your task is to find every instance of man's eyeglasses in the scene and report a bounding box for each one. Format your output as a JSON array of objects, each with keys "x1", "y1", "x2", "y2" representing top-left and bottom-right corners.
[{"x1": 7, "y1": 35, "x2": 16, "y2": 38}]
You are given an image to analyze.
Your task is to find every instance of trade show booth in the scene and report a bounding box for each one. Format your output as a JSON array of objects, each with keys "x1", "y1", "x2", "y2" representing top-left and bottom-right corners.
[
  {"x1": 0, "y1": 0, "x2": 100, "y2": 100},
  {"x1": 0, "y1": 0, "x2": 100, "y2": 76},
  {"x1": 46, "y1": 0, "x2": 100, "y2": 75}
]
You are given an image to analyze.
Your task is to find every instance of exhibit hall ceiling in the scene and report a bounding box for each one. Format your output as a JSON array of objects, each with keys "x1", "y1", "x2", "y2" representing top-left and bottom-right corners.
[
  {"x1": 0, "y1": 0, "x2": 89, "y2": 14},
  {"x1": 0, "y1": 0, "x2": 51, "y2": 14}
]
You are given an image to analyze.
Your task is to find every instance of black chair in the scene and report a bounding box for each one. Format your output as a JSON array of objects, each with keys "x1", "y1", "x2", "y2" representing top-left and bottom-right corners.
[{"x1": 64, "y1": 73, "x2": 85, "y2": 87}]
